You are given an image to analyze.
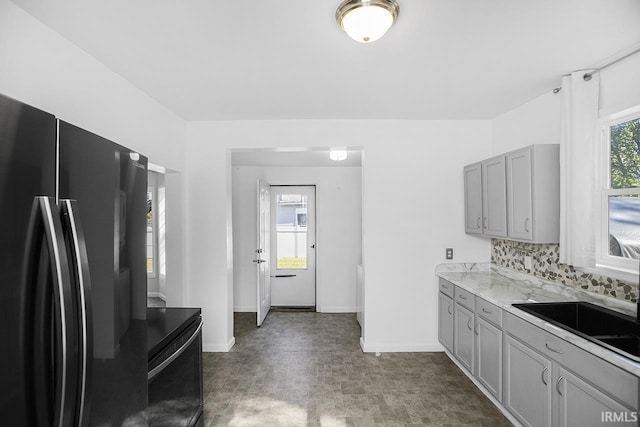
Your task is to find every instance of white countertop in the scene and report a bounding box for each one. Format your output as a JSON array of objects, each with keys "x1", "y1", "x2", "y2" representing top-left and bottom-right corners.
[{"x1": 436, "y1": 263, "x2": 640, "y2": 377}]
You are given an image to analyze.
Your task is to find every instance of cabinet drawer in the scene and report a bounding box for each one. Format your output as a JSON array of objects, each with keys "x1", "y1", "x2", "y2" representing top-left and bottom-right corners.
[
  {"x1": 438, "y1": 278, "x2": 454, "y2": 298},
  {"x1": 505, "y1": 311, "x2": 639, "y2": 410},
  {"x1": 454, "y1": 286, "x2": 474, "y2": 309},
  {"x1": 476, "y1": 298, "x2": 502, "y2": 327}
]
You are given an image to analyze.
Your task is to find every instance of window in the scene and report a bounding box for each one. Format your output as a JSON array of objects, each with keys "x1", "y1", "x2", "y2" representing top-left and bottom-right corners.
[
  {"x1": 275, "y1": 194, "x2": 308, "y2": 269},
  {"x1": 147, "y1": 190, "x2": 154, "y2": 276},
  {"x1": 596, "y1": 107, "x2": 640, "y2": 278}
]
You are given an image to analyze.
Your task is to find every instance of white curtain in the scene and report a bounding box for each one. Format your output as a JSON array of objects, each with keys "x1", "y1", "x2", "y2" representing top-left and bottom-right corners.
[{"x1": 559, "y1": 70, "x2": 600, "y2": 268}]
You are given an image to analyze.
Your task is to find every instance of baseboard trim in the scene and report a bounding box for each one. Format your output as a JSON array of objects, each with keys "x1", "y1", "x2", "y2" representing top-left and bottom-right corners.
[
  {"x1": 319, "y1": 306, "x2": 356, "y2": 313},
  {"x1": 233, "y1": 306, "x2": 256, "y2": 312},
  {"x1": 147, "y1": 292, "x2": 166, "y2": 301},
  {"x1": 203, "y1": 337, "x2": 236, "y2": 352},
  {"x1": 359, "y1": 338, "x2": 444, "y2": 353}
]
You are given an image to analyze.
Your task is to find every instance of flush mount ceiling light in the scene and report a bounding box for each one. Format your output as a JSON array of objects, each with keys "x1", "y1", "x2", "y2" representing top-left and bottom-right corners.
[
  {"x1": 329, "y1": 148, "x2": 348, "y2": 161},
  {"x1": 336, "y1": 0, "x2": 400, "y2": 43}
]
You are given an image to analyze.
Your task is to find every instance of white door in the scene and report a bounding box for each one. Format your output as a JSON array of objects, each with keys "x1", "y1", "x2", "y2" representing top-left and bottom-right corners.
[
  {"x1": 256, "y1": 180, "x2": 271, "y2": 326},
  {"x1": 270, "y1": 186, "x2": 316, "y2": 307}
]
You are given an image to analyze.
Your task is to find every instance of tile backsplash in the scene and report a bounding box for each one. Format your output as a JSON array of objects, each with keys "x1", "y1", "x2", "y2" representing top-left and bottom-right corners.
[{"x1": 491, "y1": 239, "x2": 638, "y2": 303}]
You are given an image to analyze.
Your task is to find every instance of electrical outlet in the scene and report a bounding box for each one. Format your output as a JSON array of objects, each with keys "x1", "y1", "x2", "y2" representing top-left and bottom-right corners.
[
  {"x1": 524, "y1": 256, "x2": 532, "y2": 270},
  {"x1": 446, "y1": 248, "x2": 454, "y2": 260}
]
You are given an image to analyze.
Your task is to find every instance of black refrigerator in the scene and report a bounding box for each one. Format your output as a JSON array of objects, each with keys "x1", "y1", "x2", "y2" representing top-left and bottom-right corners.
[{"x1": 0, "y1": 93, "x2": 149, "y2": 425}]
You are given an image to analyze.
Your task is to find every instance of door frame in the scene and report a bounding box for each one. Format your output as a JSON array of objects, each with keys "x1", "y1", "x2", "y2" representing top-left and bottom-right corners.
[{"x1": 267, "y1": 183, "x2": 319, "y2": 311}]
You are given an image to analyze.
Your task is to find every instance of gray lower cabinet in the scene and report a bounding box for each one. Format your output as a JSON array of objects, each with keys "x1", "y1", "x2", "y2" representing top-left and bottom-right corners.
[
  {"x1": 504, "y1": 312, "x2": 639, "y2": 427},
  {"x1": 555, "y1": 366, "x2": 634, "y2": 427},
  {"x1": 476, "y1": 316, "x2": 502, "y2": 401},
  {"x1": 504, "y1": 335, "x2": 553, "y2": 427},
  {"x1": 438, "y1": 292, "x2": 454, "y2": 353},
  {"x1": 454, "y1": 302, "x2": 475, "y2": 374}
]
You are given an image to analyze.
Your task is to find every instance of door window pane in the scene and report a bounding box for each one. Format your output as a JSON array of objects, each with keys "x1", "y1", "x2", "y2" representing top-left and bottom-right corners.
[
  {"x1": 276, "y1": 194, "x2": 308, "y2": 269},
  {"x1": 608, "y1": 195, "x2": 640, "y2": 260}
]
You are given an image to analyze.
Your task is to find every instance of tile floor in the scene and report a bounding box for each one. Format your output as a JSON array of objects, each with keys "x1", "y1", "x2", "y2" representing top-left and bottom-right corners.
[{"x1": 202, "y1": 312, "x2": 511, "y2": 427}]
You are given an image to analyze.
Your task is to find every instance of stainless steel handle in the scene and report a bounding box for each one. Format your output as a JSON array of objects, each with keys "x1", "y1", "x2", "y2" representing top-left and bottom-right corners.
[
  {"x1": 476, "y1": 217, "x2": 481, "y2": 229},
  {"x1": 447, "y1": 304, "x2": 452, "y2": 315},
  {"x1": 474, "y1": 322, "x2": 479, "y2": 335},
  {"x1": 441, "y1": 283, "x2": 449, "y2": 289},
  {"x1": 545, "y1": 343, "x2": 563, "y2": 354},
  {"x1": 149, "y1": 319, "x2": 203, "y2": 380},
  {"x1": 483, "y1": 217, "x2": 487, "y2": 229},
  {"x1": 24, "y1": 197, "x2": 76, "y2": 427},
  {"x1": 524, "y1": 218, "x2": 530, "y2": 232},
  {"x1": 541, "y1": 366, "x2": 548, "y2": 386},
  {"x1": 556, "y1": 376, "x2": 564, "y2": 396},
  {"x1": 481, "y1": 308, "x2": 492, "y2": 315},
  {"x1": 60, "y1": 199, "x2": 93, "y2": 426},
  {"x1": 467, "y1": 318, "x2": 472, "y2": 330},
  {"x1": 459, "y1": 294, "x2": 467, "y2": 300}
]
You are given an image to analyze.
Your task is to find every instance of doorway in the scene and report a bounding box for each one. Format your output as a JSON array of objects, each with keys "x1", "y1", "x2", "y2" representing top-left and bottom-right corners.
[{"x1": 270, "y1": 185, "x2": 316, "y2": 308}]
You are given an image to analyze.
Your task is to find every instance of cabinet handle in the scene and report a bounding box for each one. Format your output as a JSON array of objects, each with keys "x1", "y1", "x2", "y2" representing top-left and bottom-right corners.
[
  {"x1": 459, "y1": 294, "x2": 467, "y2": 300},
  {"x1": 476, "y1": 217, "x2": 481, "y2": 229},
  {"x1": 467, "y1": 319, "x2": 472, "y2": 330},
  {"x1": 481, "y1": 308, "x2": 492, "y2": 315},
  {"x1": 441, "y1": 283, "x2": 448, "y2": 289},
  {"x1": 556, "y1": 376, "x2": 564, "y2": 396},
  {"x1": 447, "y1": 305, "x2": 452, "y2": 315},
  {"x1": 545, "y1": 343, "x2": 563, "y2": 354},
  {"x1": 474, "y1": 322, "x2": 479, "y2": 335},
  {"x1": 524, "y1": 218, "x2": 530, "y2": 232},
  {"x1": 483, "y1": 217, "x2": 487, "y2": 229},
  {"x1": 541, "y1": 366, "x2": 548, "y2": 386}
]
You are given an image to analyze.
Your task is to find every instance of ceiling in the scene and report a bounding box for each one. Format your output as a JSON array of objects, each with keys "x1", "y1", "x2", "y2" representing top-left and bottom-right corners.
[
  {"x1": 232, "y1": 149, "x2": 362, "y2": 168},
  {"x1": 10, "y1": 0, "x2": 640, "y2": 121}
]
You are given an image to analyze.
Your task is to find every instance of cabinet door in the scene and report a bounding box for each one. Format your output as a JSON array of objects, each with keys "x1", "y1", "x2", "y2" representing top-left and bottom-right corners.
[
  {"x1": 507, "y1": 147, "x2": 533, "y2": 240},
  {"x1": 555, "y1": 367, "x2": 636, "y2": 427},
  {"x1": 504, "y1": 335, "x2": 552, "y2": 427},
  {"x1": 438, "y1": 293, "x2": 454, "y2": 353},
  {"x1": 476, "y1": 317, "x2": 502, "y2": 401},
  {"x1": 464, "y1": 163, "x2": 483, "y2": 235},
  {"x1": 454, "y1": 303, "x2": 474, "y2": 374},
  {"x1": 482, "y1": 156, "x2": 507, "y2": 237}
]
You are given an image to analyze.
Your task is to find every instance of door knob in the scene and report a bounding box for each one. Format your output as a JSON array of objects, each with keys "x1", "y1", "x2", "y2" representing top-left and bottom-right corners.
[{"x1": 253, "y1": 259, "x2": 266, "y2": 264}]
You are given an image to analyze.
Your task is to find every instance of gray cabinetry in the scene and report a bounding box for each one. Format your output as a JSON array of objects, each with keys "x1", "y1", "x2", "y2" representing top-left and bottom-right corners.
[
  {"x1": 482, "y1": 155, "x2": 507, "y2": 237},
  {"x1": 463, "y1": 162, "x2": 483, "y2": 235},
  {"x1": 454, "y1": 302, "x2": 475, "y2": 374},
  {"x1": 506, "y1": 145, "x2": 560, "y2": 243},
  {"x1": 476, "y1": 315, "x2": 502, "y2": 401},
  {"x1": 504, "y1": 334, "x2": 553, "y2": 427},
  {"x1": 438, "y1": 292, "x2": 454, "y2": 353},
  {"x1": 464, "y1": 144, "x2": 559, "y2": 242},
  {"x1": 555, "y1": 366, "x2": 634, "y2": 427},
  {"x1": 504, "y1": 312, "x2": 639, "y2": 426}
]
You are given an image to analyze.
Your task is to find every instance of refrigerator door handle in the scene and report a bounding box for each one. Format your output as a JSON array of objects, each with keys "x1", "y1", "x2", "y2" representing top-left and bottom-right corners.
[
  {"x1": 21, "y1": 196, "x2": 78, "y2": 427},
  {"x1": 60, "y1": 199, "x2": 93, "y2": 427}
]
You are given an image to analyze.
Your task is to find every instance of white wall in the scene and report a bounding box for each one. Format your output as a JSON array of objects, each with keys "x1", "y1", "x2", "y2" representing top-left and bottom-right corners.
[
  {"x1": 0, "y1": 0, "x2": 188, "y2": 304},
  {"x1": 232, "y1": 165, "x2": 362, "y2": 313},
  {"x1": 186, "y1": 120, "x2": 493, "y2": 352},
  {"x1": 493, "y1": 51, "x2": 640, "y2": 154}
]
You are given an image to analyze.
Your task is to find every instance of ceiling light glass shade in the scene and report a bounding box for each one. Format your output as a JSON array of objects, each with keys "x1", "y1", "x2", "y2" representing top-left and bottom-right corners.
[
  {"x1": 336, "y1": 0, "x2": 399, "y2": 43},
  {"x1": 329, "y1": 149, "x2": 348, "y2": 161}
]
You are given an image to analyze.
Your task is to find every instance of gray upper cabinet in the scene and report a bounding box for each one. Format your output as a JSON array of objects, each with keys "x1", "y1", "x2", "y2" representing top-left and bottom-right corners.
[
  {"x1": 506, "y1": 145, "x2": 560, "y2": 243},
  {"x1": 465, "y1": 144, "x2": 559, "y2": 242},
  {"x1": 463, "y1": 162, "x2": 483, "y2": 235},
  {"x1": 482, "y1": 155, "x2": 507, "y2": 237}
]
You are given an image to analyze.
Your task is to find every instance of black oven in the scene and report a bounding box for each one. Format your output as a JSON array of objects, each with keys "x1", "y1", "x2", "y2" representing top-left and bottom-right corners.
[{"x1": 148, "y1": 308, "x2": 203, "y2": 427}]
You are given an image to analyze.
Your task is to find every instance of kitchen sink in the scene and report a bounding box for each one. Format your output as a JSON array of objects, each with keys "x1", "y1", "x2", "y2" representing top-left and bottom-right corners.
[{"x1": 512, "y1": 301, "x2": 640, "y2": 362}]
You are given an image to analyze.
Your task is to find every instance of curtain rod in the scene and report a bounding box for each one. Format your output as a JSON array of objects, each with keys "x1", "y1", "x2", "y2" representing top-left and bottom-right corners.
[{"x1": 552, "y1": 46, "x2": 640, "y2": 94}]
